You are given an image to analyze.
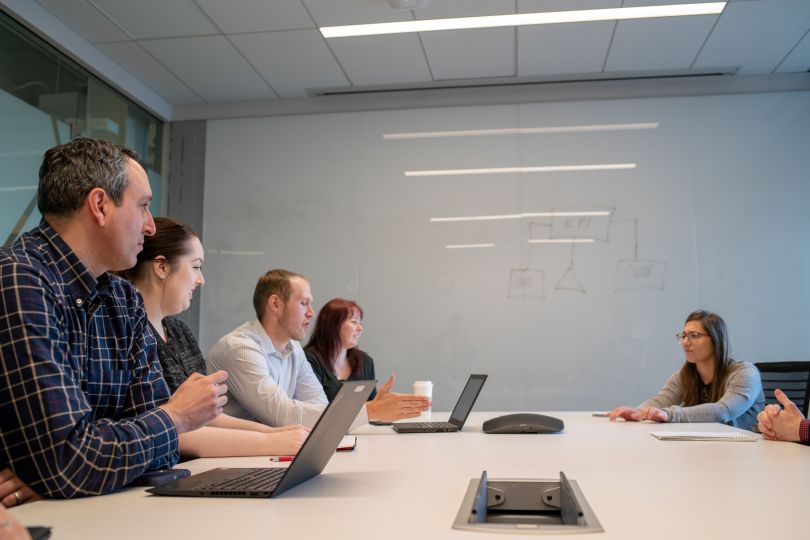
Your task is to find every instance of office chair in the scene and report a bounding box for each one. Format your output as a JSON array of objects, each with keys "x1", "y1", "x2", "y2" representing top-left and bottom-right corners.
[{"x1": 754, "y1": 361, "x2": 810, "y2": 417}]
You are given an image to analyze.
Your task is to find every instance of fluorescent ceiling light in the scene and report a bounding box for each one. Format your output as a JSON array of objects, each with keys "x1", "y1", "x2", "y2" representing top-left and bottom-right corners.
[
  {"x1": 431, "y1": 211, "x2": 611, "y2": 223},
  {"x1": 321, "y1": 3, "x2": 725, "y2": 38},
  {"x1": 446, "y1": 243, "x2": 495, "y2": 249},
  {"x1": 406, "y1": 164, "x2": 635, "y2": 177},
  {"x1": 384, "y1": 123, "x2": 659, "y2": 140},
  {"x1": 529, "y1": 238, "x2": 595, "y2": 244}
]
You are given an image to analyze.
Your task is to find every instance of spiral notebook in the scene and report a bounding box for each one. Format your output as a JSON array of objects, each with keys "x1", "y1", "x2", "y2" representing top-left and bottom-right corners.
[{"x1": 651, "y1": 431, "x2": 758, "y2": 442}]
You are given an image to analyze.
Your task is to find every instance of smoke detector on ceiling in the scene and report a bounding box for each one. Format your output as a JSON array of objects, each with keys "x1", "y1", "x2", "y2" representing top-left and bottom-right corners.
[{"x1": 388, "y1": 0, "x2": 432, "y2": 9}]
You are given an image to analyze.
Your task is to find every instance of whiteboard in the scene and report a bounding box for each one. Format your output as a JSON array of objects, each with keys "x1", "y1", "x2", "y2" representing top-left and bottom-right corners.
[{"x1": 201, "y1": 91, "x2": 810, "y2": 411}]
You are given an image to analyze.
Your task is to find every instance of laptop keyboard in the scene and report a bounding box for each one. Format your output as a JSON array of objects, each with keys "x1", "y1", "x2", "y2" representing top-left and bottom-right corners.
[
  {"x1": 409, "y1": 422, "x2": 452, "y2": 428},
  {"x1": 194, "y1": 467, "x2": 286, "y2": 492}
]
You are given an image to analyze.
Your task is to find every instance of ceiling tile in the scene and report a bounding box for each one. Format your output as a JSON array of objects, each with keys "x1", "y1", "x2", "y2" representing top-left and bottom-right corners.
[
  {"x1": 412, "y1": 0, "x2": 516, "y2": 82},
  {"x1": 328, "y1": 33, "x2": 432, "y2": 86},
  {"x1": 35, "y1": 0, "x2": 130, "y2": 42},
  {"x1": 194, "y1": 0, "x2": 315, "y2": 34},
  {"x1": 517, "y1": 0, "x2": 618, "y2": 76},
  {"x1": 606, "y1": 14, "x2": 718, "y2": 72},
  {"x1": 95, "y1": 41, "x2": 203, "y2": 104},
  {"x1": 776, "y1": 28, "x2": 810, "y2": 73},
  {"x1": 231, "y1": 30, "x2": 348, "y2": 97},
  {"x1": 421, "y1": 27, "x2": 515, "y2": 80},
  {"x1": 518, "y1": 20, "x2": 614, "y2": 76},
  {"x1": 92, "y1": 0, "x2": 218, "y2": 39},
  {"x1": 303, "y1": 0, "x2": 413, "y2": 26},
  {"x1": 415, "y1": 0, "x2": 514, "y2": 19},
  {"x1": 23, "y1": 0, "x2": 810, "y2": 107},
  {"x1": 518, "y1": 0, "x2": 620, "y2": 14},
  {"x1": 695, "y1": 0, "x2": 810, "y2": 74},
  {"x1": 139, "y1": 36, "x2": 275, "y2": 102}
]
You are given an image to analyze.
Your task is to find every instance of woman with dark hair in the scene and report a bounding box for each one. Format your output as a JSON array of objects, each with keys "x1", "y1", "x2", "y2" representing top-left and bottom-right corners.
[
  {"x1": 609, "y1": 310, "x2": 764, "y2": 431},
  {"x1": 304, "y1": 299, "x2": 377, "y2": 402},
  {"x1": 119, "y1": 217, "x2": 308, "y2": 457}
]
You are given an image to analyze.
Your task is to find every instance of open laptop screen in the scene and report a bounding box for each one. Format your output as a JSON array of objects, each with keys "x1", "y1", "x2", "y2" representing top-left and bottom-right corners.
[{"x1": 449, "y1": 374, "x2": 488, "y2": 428}]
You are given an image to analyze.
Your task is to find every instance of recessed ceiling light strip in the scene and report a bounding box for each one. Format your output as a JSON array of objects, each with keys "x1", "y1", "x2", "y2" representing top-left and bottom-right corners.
[
  {"x1": 431, "y1": 211, "x2": 611, "y2": 223},
  {"x1": 406, "y1": 164, "x2": 635, "y2": 176},
  {"x1": 384, "y1": 122, "x2": 659, "y2": 140},
  {"x1": 321, "y1": 3, "x2": 726, "y2": 38}
]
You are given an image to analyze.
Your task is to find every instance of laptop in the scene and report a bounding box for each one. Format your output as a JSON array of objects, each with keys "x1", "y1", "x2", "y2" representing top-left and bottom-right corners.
[
  {"x1": 393, "y1": 374, "x2": 487, "y2": 433},
  {"x1": 148, "y1": 380, "x2": 374, "y2": 498}
]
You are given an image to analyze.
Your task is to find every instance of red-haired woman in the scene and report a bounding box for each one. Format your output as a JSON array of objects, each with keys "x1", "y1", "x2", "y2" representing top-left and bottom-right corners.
[{"x1": 305, "y1": 299, "x2": 377, "y2": 402}]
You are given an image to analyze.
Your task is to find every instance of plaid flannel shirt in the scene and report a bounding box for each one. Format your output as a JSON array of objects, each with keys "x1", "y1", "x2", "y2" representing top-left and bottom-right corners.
[{"x1": 0, "y1": 221, "x2": 178, "y2": 498}]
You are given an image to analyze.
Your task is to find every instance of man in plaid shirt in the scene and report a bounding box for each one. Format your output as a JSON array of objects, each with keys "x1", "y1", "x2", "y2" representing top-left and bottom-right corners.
[{"x1": 0, "y1": 138, "x2": 228, "y2": 503}]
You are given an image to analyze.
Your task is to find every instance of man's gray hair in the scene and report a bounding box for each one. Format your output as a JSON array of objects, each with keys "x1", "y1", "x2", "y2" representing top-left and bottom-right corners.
[{"x1": 37, "y1": 137, "x2": 140, "y2": 217}]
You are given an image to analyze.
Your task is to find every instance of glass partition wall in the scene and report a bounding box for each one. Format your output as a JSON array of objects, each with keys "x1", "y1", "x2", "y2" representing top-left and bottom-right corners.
[{"x1": 0, "y1": 9, "x2": 164, "y2": 245}]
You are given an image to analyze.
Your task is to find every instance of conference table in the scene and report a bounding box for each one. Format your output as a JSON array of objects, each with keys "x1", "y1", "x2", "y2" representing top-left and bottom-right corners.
[{"x1": 9, "y1": 412, "x2": 809, "y2": 539}]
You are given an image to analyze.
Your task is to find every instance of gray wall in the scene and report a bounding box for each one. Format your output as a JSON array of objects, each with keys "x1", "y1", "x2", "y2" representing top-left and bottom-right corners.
[
  {"x1": 166, "y1": 120, "x2": 206, "y2": 335},
  {"x1": 198, "y1": 91, "x2": 810, "y2": 412}
]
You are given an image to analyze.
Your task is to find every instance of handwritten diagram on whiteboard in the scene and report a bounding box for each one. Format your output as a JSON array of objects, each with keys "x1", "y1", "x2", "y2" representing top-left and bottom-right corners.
[
  {"x1": 510, "y1": 208, "x2": 667, "y2": 299},
  {"x1": 434, "y1": 205, "x2": 668, "y2": 299},
  {"x1": 549, "y1": 212, "x2": 611, "y2": 241},
  {"x1": 615, "y1": 259, "x2": 668, "y2": 290},
  {"x1": 612, "y1": 219, "x2": 668, "y2": 291},
  {"x1": 508, "y1": 269, "x2": 545, "y2": 299},
  {"x1": 556, "y1": 261, "x2": 587, "y2": 293}
]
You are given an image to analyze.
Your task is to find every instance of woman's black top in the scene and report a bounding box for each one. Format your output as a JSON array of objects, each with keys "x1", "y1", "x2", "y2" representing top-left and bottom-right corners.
[
  {"x1": 304, "y1": 348, "x2": 378, "y2": 402},
  {"x1": 150, "y1": 316, "x2": 207, "y2": 393}
]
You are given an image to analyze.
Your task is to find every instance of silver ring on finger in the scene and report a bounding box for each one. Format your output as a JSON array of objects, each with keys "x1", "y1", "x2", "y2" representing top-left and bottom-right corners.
[{"x1": 14, "y1": 489, "x2": 22, "y2": 505}]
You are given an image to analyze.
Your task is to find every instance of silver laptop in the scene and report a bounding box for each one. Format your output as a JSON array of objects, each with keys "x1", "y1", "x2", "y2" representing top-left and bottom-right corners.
[
  {"x1": 148, "y1": 380, "x2": 374, "y2": 497},
  {"x1": 393, "y1": 374, "x2": 487, "y2": 433}
]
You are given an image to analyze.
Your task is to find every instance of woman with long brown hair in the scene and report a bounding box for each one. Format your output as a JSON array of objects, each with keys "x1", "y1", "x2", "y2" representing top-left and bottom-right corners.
[
  {"x1": 609, "y1": 310, "x2": 764, "y2": 431},
  {"x1": 119, "y1": 217, "x2": 309, "y2": 457}
]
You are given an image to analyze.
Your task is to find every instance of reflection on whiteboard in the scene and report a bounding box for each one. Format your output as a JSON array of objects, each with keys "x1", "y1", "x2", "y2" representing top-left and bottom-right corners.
[
  {"x1": 531, "y1": 210, "x2": 609, "y2": 295},
  {"x1": 508, "y1": 269, "x2": 545, "y2": 299},
  {"x1": 435, "y1": 206, "x2": 669, "y2": 298},
  {"x1": 615, "y1": 260, "x2": 668, "y2": 291}
]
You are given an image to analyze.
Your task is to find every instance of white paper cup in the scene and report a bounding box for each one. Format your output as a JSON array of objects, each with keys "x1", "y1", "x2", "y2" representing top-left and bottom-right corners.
[{"x1": 413, "y1": 380, "x2": 433, "y2": 415}]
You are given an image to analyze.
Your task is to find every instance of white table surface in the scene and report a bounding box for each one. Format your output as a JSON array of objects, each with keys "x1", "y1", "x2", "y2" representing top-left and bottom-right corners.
[{"x1": 10, "y1": 412, "x2": 810, "y2": 539}]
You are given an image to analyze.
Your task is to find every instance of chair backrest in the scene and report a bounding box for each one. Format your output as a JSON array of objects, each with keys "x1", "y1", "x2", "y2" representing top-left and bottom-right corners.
[{"x1": 754, "y1": 361, "x2": 810, "y2": 417}]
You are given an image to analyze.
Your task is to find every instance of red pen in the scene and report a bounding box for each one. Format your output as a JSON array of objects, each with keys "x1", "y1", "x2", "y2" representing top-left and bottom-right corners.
[{"x1": 269, "y1": 456, "x2": 294, "y2": 462}]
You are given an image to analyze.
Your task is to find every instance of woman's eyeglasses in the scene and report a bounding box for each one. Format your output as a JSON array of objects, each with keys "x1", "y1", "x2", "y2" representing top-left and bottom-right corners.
[{"x1": 675, "y1": 331, "x2": 708, "y2": 344}]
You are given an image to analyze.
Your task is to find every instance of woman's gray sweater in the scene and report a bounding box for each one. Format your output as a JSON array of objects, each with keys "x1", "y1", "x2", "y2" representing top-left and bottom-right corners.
[{"x1": 640, "y1": 361, "x2": 765, "y2": 431}]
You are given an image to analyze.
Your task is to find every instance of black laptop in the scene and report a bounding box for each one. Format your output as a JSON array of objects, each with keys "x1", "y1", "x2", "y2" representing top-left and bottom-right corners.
[
  {"x1": 148, "y1": 380, "x2": 374, "y2": 498},
  {"x1": 393, "y1": 374, "x2": 487, "y2": 433}
]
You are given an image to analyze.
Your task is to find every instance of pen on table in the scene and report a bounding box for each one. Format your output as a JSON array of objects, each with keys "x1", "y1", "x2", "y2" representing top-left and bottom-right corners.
[{"x1": 269, "y1": 456, "x2": 294, "y2": 462}]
